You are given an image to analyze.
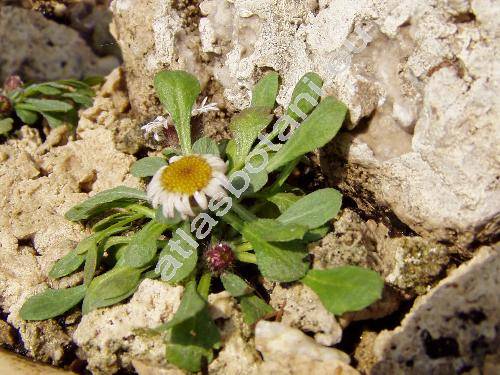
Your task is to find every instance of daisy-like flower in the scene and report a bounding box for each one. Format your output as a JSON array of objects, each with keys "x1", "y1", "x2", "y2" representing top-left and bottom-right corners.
[
  {"x1": 147, "y1": 154, "x2": 228, "y2": 219},
  {"x1": 192, "y1": 97, "x2": 219, "y2": 116},
  {"x1": 141, "y1": 115, "x2": 171, "y2": 141}
]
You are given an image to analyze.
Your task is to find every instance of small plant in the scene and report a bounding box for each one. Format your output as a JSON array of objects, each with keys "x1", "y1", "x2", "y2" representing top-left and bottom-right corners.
[
  {"x1": 20, "y1": 70, "x2": 384, "y2": 372},
  {"x1": 0, "y1": 75, "x2": 102, "y2": 136}
]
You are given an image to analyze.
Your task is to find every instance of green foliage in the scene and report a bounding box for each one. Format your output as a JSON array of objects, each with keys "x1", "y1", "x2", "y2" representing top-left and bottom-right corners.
[
  {"x1": 192, "y1": 136, "x2": 220, "y2": 156},
  {"x1": 65, "y1": 186, "x2": 147, "y2": 221},
  {"x1": 0, "y1": 118, "x2": 13, "y2": 135},
  {"x1": 20, "y1": 285, "x2": 86, "y2": 321},
  {"x1": 229, "y1": 107, "x2": 273, "y2": 170},
  {"x1": 0, "y1": 77, "x2": 99, "y2": 136},
  {"x1": 154, "y1": 71, "x2": 201, "y2": 154},
  {"x1": 130, "y1": 157, "x2": 167, "y2": 177},
  {"x1": 251, "y1": 71, "x2": 279, "y2": 109},
  {"x1": 220, "y1": 272, "x2": 253, "y2": 297},
  {"x1": 301, "y1": 267, "x2": 384, "y2": 315},
  {"x1": 82, "y1": 266, "x2": 143, "y2": 314},
  {"x1": 20, "y1": 69, "x2": 385, "y2": 373},
  {"x1": 239, "y1": 294, "x2": 274, "y2": 325},
  {"x1": 266, "y1": 97, "x2": 347, "y2": 172},
  {"x1": 277, "y1": 188, "x2": 342, "y2": 229}
]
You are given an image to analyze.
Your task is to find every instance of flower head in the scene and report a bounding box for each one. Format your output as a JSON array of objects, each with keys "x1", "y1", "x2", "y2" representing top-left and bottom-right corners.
[
  {"x1": 141, "y1": 115, "x2": 171, "y2": 142},
  {"x1": 192, "y1": 97, "x2": 219, "y2": 116},
  {"x1": 205, "y1": 242, "x2": 235, "y2": 273},
  {"x1": 147, "y1": 154, "x2": 228, "y2": 219},
  {"x1": 3, "y1": 75, "x2": 23, "y2": 92}
]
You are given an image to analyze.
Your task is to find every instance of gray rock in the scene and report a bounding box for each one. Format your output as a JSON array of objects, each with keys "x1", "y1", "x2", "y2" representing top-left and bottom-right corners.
[
  {"x1": 0, "y1": 6, "x2": 118, "y2": 82},
  {"x1": 372, "y1": 246, "x2": 499, "y2": 374},
  {"x1": 112, "y1": 0, "x2": 499, "y2": 246}
]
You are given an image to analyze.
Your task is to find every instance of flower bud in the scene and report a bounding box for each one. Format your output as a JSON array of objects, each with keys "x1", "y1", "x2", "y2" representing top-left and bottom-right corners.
[
  {"x1": 0, "y1": 95, "x2": 12, "y2": 115},
  {"x1": 204, "y1": 243, "x2": 235, "y2": 273},
  {"x1": 3, "y1": 75, "x2": 23, "y2": 92}
]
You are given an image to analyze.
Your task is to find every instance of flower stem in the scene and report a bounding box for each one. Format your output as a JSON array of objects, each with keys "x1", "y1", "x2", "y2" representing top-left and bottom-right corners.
[
  {"x1": 235, "y1": 242, "x2": 253, "y2": 253},
  {"x1": 198, "y1": 272, "x2": 212, "y2": 298},
  {"x1": 127, "y1": 204, "x2": 156, "y2": 219},
  {"x1": 235, "y1": 252, "x2": 257, "y2": 264}
]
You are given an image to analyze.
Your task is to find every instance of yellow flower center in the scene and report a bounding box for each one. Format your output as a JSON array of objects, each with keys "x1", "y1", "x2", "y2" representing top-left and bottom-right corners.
[{"x1": 160, "y1": 155, "x2": 212, "y2": 195}]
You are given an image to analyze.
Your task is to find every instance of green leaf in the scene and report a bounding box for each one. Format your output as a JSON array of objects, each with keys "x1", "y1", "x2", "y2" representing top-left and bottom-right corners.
[
  {"x1": 286, "y1": 72, "x2": 323, "y2": 122},
  {"x1": 303, "y1": 225, "x2": 330, "y2": 242},
  {"x1": 157, "y1": 281, "x2": 206, "y2": 331},
  {"x1": 267, "y1": 97, "x2": 347, "y2": 172},
  {"x1": 154, "y1": 70, "x2": 201, "y2": 154},
  {"x1": 251, "y1": 71, "x2": 279, "y2": 109},
  {"x1": 239, "y1": 294, "x2": 274, "y2": 325},
  {"x1": 24, "y1": 83, "x2": 62, "y2": 96},
  {"x1": 41, "y1": 108, "x2": 79, "y2": 128},
  {"x1": 301, "y1": 267, "x2": 384, "y2": 315},
  {"x1": 91, "y1": 212, "x2": 130, "y2": 232},
  {"x1": 229, "y1": 107, "x2": 273, "y2": 170},
  {"x1": 82, "y1": 266, "x2": 143, "y2": 314},
  {"x1": 267, "y1": 192, "x2": 301, "y2": 213},
  {"x1": 65, "y1": 186, "x2": 147, "y2": 221},
  {"x1": 246, "y1": 168, "x2": 268, "y2": 194},
  {"x1": 0, "y1": 118, "x2": 13, "y2": 135},
  {"x1": 243, "y1": 218, "x2": 307, "y2": 242},
  {"x1": 83, "y1": 240, "x2": 99, "y2": 285},
  {"x1": 122, "y1": 221, "x2": 167, "y2": 268},
  {"x1": 156, "y1": 223, "x2": 198, "y2": 283},
  {"x1": 242, "y1": 229, "x2": 309, "y2": 282},
  {"x1": 130, "y1": 157, "x2": 167, "y2": 178},
  {"x1": 192, "y1": 136, "x2": 220, "y2": 156},
  {"x1": 62, "y1": 92, "x2": 93, "y2": 107},
  {"x1": 23, "y1": 98, "x2": 73, "y2": 112},
  {"x1": 83, "y1": 76, "x2": 105, "y2": 86},
  {"x1": 278, "y1": 188, "x2": 342, "y2": 229},
  {"x1": 220, "y1": 273, "x2": 253, "y2": 297},
  {"x1": 166, "y1": 307, "x2": 220, "y2": 372},
  {"x1": 49, "y1": 250, "x2": 86, "y2": 279},
  {"x1": 15, "y1": 107, "x2": 38, "y2": 124},
  {"x1": 20, "y1": 285, "x2": 86, "y2": 321}
]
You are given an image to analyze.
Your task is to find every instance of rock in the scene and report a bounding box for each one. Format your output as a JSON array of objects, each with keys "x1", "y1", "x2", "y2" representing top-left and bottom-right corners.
[
  {"x1": 269, "y1": 283, "x2": 343, "y2": 346},
  {"x1": 0, "y1": 320, "x2": 16, "y2": 346},
  {"x1": 78, "y1": 67, "x2": 143, "y2": 154},
  {"x1": 354, "y1": 331, "x2": 379, "y2": 375},
  {"x1": 0, "y1": 6, "x2": 118, "y2": 82},
  {"x1": 255, "y1": 321, "x2": 350, "y2": 364},
  {"x1": 112, "y1": 0, "x2": 499, "y2": 246},
  {"x1": 73, "y1": 280, "x2": 183, "y2": 374},
  {"x1": 0, "y1": 348, "x2": 71, "y2": 375},
  {"x1": 310, "y1": 209, "x2": 449, "y2": 297},
  {"x1": 208, "y1": 293, "x2": 260, "y2": 375},
  {"x1": 255, "y1": 321, "x2": 358, "y2": 374},
  {"x1": 371, "y1": 246, "x2": 499, "y2": 374}
]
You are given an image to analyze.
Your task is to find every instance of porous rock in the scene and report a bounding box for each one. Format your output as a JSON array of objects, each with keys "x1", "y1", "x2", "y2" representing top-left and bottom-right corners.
[
  {"x1": 269, "y1": 283, "x2": 343, "y2": 346},
  {"x1": 371, "y1": 246, "x2": 499, "y2": 374},
  {"x1": 255, "y1": 321, "x2": 358, "y2": 375},
  {"x1": 0, "y1": 6, "x2": 118, "y2": 82},
  {"x1": 73, "y1": 280, "x2": 183, "y2": 374}
]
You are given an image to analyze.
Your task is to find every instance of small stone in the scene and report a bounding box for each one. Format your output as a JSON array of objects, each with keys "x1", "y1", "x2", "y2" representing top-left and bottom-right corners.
[{"x1": 255, "y1": 321, "x2": 350, "y2": 364}]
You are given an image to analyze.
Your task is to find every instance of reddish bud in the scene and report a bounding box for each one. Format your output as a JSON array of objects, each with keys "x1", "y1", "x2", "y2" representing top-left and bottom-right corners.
[
  {"x1": 0, "y1": 95, "x2": 12, "y2": 114},
  {"x1": 3, "y1": 75, "x2": 23, "y2": 92},
  {"x1": 205, "y1": 243, "x2": 235, "y2": 273}
]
